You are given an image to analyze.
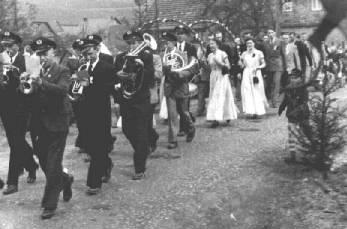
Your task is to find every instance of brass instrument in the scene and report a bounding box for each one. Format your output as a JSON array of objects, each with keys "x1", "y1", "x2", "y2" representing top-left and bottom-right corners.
[
  {"x1": 162, "y1": 48, "x2": 199, "y2": 97},
  {"x1": 1, "y1": 64, "x2": 20, "y2": 86},
  {"x1": 68, "y1": 57, "x2": 90, "y2": 102},
  {"x1": 120, "y1": 33, "x2": 157, "y2": 99}
]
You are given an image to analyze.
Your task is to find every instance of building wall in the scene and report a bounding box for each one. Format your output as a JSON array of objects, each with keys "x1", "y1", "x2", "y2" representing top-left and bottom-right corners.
[
  {"x1": 281, "y1": 0, "x2": 325, "y2": 28},
  {"x1": 281, "y1": 0, "x2": 345, "y2": 43}
]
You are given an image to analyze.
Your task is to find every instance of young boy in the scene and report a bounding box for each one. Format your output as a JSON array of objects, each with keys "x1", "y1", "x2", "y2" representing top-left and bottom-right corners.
[{"x1": 278, "y1": 69, "x2": 310, "y2": 163}]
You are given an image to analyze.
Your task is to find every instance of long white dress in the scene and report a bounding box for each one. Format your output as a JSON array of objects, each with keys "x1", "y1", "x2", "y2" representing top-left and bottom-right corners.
[
  {"x1": 206, "y1": 49, "x2": 238, "y2": 121},
  {"x1": 241, "y1": 49, "x2": 268, "y2": 115}
]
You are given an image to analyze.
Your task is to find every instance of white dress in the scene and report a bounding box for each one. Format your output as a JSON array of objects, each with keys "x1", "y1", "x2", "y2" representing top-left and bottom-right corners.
[
  {"x1": 206, "y1": 49, "x2": 238, "y2": 121},
  {"x1": 241, "y1": 49, "x2": 268, "y2": 115}
]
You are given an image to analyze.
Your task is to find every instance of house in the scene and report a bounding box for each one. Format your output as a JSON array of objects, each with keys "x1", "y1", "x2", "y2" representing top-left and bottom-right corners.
[
  {"x1": 143, "y1": 0, "x2": 345, "y2": 43},
  {"x1": 280, "y1": 0, "x2": 345, "y2": 43}
]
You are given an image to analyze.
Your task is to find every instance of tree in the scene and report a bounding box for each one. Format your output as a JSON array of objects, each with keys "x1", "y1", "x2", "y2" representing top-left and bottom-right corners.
[
  {"x1": 134, "y1": 0, "x2": 148, "y2": 27},
  {"x1": 0, "y1": 0, "x2": 37, "y2": 41},
  {"x1": 292, "y1": 63, "x2": 347, "y2": 179},
  {"x1": 201, "y1": 0, "x2": 287, "y2": 36}
]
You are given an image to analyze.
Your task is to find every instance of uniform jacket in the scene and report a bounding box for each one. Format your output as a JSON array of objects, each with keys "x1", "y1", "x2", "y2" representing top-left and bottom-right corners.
[
  {"x1": 0, "y1": 52, "x2": 27, "y2": 113},
  {"x1": 114, "y1": 49, "x2": 154, "y2": 117},
  {"x1": 31, "y1": 62, "x2": 72, "y2": 132},
  {"x1": 163, "y1": 47, "x2": 198, "y2": 98},
  {"x1": 99, "y1": 53, "x2": 114, "y2": 65},
  {"x1": 82, "y1": 59, "x2": 115, "y2": 150}
]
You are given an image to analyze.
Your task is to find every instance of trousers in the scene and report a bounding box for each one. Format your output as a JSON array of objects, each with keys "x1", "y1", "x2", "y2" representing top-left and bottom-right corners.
[
  {"x1": 0, "y1": 101, "x2": 37, "y2": 186},
  {"x1": 167, "y1": 96, "x2": 194, "y2": 143},
  {"x1": 122, "y1": 102, "x2": 151, "y2": 174},
  {"x1": 35, "y1": 125, "x2": 70, "y2": 210}
]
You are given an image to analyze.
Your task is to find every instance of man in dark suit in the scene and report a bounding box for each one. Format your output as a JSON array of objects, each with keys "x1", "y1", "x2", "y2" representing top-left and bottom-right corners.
[
  {"x1": 85, "y1": 35, "x2": 116, "y2": 152},
  {"x1": 0, "y1": 32, "x2": 38, "y2": 195},
  {"x1": 291, "y1": 33, "x2": 312, "y2": 80},
  {"x1": 162, "y1": 32, "x2": 196, "y2": 150},
  {"x1": 229, "y1": 37, "x2": 243, "y2": 100},
  {"x1": 75, "y1": 37, "x2": 115, "y2": 194},
  {"x1": 174, "y1": 25, "x2": 197, "y2": 137},
  {"x1": 29, "y1": 37, "x2": 74, "y2": 219},
  {"x1": 114, "y1": 30, "x2": 155, "y2": 180},
  {"x1": 263, "y1": 29, "x2": 287, "y2": 107}
]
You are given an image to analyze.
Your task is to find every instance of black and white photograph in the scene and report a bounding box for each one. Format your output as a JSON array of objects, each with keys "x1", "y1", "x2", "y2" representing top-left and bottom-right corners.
[{"x1": 0, "y1": 0, "x2": 346, "y2": 228}]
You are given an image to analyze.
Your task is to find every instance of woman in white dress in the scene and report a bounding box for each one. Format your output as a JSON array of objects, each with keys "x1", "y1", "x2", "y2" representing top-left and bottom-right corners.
[
  {"x1": 240, "y1": 37, "x2": 268, "y2": 118},
  {"x1": 206, "y1": 39, "x2": 238, "y2": 128}
]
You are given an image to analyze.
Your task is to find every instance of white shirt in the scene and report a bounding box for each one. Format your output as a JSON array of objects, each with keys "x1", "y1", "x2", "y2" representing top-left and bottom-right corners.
[
  {"x1": 177, "y1": 41, "x2": 186, "y2": 52},
  {"x1": 2, "y1": 51, "x2": 18, "y2": 64}
]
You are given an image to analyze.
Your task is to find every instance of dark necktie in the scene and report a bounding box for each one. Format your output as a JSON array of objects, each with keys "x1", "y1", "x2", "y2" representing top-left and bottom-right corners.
[{"x1": 88, "y1": 61, "x2": 94, "y2": 76}]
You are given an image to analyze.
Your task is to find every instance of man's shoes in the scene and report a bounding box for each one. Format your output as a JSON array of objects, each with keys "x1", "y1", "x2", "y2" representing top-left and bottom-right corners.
[
  {"x1": 63, "y1": 174, "x2": 74, "y2": 202},
  {"x1": 102, "y1": 162, "x2": 114, "y2": 183},
  {"x1": 3, "y1": 185, "x2": 18, "y2": 195},
  {"x1": 177, "y1": 131, "x2": 186, "y2": 137},
  {"x1": 191, "y1": 114, "x2": 196, "y2": 123},
  {"x1": 84, "y1": 154, "x2": 91, "y2": 163},
  {"x1": 186, "y1": 128, "x2": 196, "y2": 142},
  {"x1": 132, "y1": 172, "x2": 146, "y2": 180},
  {"x1": 0, "y1": 179, "x2": 4, "y2": 189},
  {"x1": 86, "y1": 187, "x2": 101, "y2": 196},
  {"x1": 150, "y1": 134, "x2": 159, "y2": 153},
  {"x1": 167, "y1": 142, "x2": 178, "y2": 149},
  {"x1": 284, "y1": 156, "x2": 297, "y2": 164},
  {"x1": 40, "y1": 208, "x2": 56, "y2": 220},
  {"x1": 27, "y1": 165, "x2": 38, "y2": 184},
  {"x1": 209, "y1": 121, "x2": 219, "y2": 128}
]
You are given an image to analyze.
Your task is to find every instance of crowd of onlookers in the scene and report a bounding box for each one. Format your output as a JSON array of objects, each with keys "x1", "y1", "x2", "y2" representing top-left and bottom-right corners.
[{"x1": 184, "y1": 29, "x2": 347, "y2": 122}]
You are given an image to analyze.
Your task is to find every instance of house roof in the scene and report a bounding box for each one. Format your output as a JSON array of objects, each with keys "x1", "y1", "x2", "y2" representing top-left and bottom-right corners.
[{"x1": 143, "y1": 0, "x2": 207, "y2": 29}]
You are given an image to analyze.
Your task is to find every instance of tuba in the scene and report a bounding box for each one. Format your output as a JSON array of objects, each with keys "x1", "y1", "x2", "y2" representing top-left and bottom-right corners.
[{"x1": 120, "y1": 33, "x2": 157, "y2": 99}]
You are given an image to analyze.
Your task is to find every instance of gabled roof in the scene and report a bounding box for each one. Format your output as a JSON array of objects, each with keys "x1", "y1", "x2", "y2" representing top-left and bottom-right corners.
[{"x1": 144, "y1": 0, "x2": 207, "y2": 28}]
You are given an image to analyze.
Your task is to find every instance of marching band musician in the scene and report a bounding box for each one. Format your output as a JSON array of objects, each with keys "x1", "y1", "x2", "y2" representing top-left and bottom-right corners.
[
  {"x1": 0, "y1": 32, "x2": 39, "y2": 195},
  {"x1": 174, "y1": 25, "x2": 197, "y2": 137},
  {"x1": 85, "y1": 34, "x2": 116, "y2": 153},
  {"x1": 76, "y1": 37, "x2": 115, "y2": 194},
  {"x1": 114, "y1": 30, "x2": 155, "y2": 180},
  {"x1": 28, "y1": 37, "x2": 74, "y2": 219},
  {"x1": 162, "y1": 32, "x2": 196, "y2": 150},
  {"x1": 69, "y1": 39, "x2": 90, "y2": 160}
]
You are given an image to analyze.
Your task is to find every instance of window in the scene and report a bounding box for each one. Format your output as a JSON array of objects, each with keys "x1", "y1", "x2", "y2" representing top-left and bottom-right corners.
[
  {"x1": 282, "y1": 0, "x2": 293, "y2": 12},
  {"x1": 311, "y1": 0, "x2": 322, "y2": 11}
]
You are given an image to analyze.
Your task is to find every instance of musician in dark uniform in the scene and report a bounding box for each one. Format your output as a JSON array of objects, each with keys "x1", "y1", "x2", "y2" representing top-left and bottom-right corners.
[
  {"x1": 0, "y1": 31, "x2": 38, "y2": 195},
  {"x1": 77, "y1": 37, "x2": 115, "y2": 194},
  {"x1": 85, "y1": 34, "x2": 116, "y2": 153},
  {"x1": 114, "y1": 30, "x2": 155, "y2": 180},
  {"x1": 28, "y1": 37, "x2": 74, "y2": 219},
  {"x1": 68, "y1": 39, "x2": 89, "y2": 156},
  {"x1": 174, "y1": 25, "x2": 197, "y2": 137},
  {"x1": 162, "y1": 32, "x2": 196, "y2": 150}
]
